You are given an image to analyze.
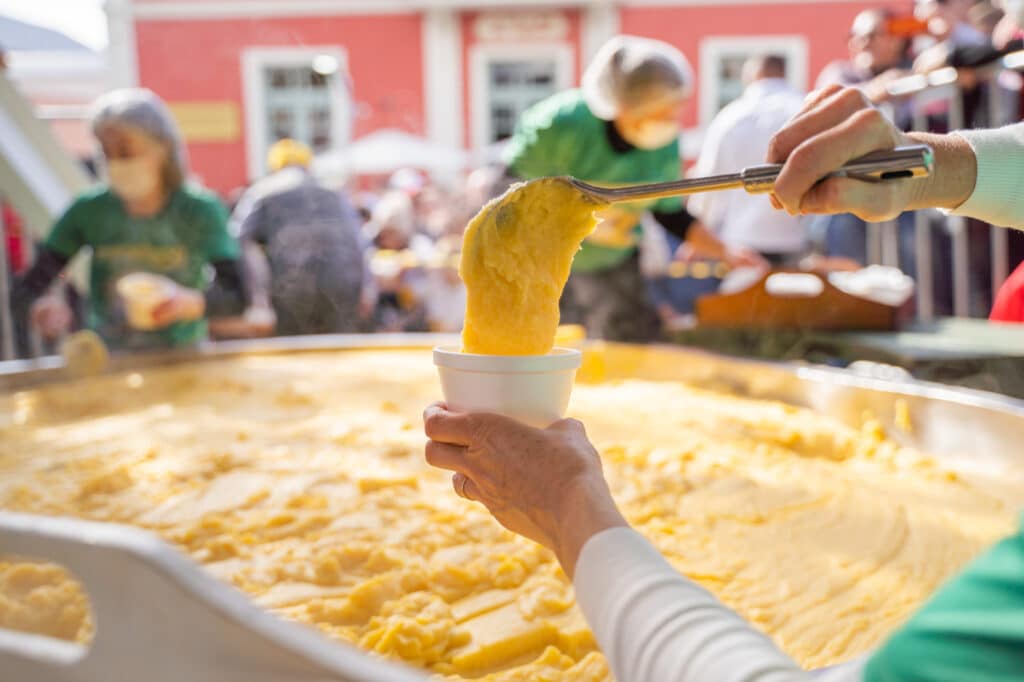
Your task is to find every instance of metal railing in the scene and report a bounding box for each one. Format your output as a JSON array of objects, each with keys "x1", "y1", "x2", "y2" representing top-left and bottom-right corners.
[
  {"x1": 869, "y1": 53, "x2": 1024, "y2": 321},
  {"x1": 0, "y1": 206, "x2": 13, "y2": 361}
]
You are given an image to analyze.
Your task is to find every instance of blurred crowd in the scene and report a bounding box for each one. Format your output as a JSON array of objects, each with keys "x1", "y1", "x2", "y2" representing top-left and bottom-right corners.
[
  {"x1": 6, "y1": 0, "x2": 1024, "y2": 358},
  {"x1": 226, "y1": 141, "x2": 480, "y2": 338}
]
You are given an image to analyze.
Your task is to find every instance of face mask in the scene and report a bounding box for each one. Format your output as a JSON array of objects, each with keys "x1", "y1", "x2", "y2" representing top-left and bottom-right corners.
[
  {"x1": 1003, "y1": 0, "x2": 1024, "y2": 28},
  {"x1": 624, "y1": 120, "x2": 680, "y2": 150},
  {"x1": 107, "y1": 157, "x2": 161, "y2": 202}
]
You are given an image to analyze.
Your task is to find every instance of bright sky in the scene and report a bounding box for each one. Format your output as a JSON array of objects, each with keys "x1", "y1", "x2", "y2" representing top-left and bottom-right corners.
[{"x1": 0, "y1": 0, "x2": 108, "y2": 51}]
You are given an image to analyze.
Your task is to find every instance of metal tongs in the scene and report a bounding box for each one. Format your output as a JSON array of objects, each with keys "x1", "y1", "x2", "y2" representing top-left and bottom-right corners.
[{"x1": 568, "y1": 144, "x2": 934, "y2": 203}]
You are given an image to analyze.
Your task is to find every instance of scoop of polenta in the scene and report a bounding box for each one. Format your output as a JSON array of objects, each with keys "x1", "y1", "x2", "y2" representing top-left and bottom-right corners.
[{"x1": 460, "y1": 178, "x2": 605, "y2": 356}]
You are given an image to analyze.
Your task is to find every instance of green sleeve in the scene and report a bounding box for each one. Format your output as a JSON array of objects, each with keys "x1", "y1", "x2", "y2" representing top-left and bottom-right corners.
[
  {"x1": 44, "y1": 197, "x2": 88, "y2": 259},
  {"x1": 197, "y1": 195, "x2": 240, "y2": 262},
  {"x1": 864, "y1": 527, "x2": 1024, "y2": 682},
  {"x1": 504, "y1": 109, "x2": 574, "y2": 180}
]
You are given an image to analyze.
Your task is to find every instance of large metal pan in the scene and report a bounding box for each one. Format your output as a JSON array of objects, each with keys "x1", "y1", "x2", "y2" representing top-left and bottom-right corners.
[
  {"x1": 2, "y1": 333, "x2": 1022, "y2": 474},
  {"x1": 2, "y1": 334, "x2": 1023, "y2": 681}
]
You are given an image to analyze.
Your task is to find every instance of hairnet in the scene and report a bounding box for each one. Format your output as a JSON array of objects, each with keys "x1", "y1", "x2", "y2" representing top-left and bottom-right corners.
[
  {"x1": 582, "y1": 36, "x2": 694, "y2": 121},
  {"x1": 91, "y1": 88, "x2": 188, "y2": 190},
  {"x1": 267, "y1": 138, "x2": 313, "y2": 172}
]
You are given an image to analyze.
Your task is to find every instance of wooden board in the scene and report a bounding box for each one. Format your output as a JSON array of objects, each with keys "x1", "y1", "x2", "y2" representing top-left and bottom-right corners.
[{"x1": 696, "y1": 271, "x2": 900, "y2": 331}]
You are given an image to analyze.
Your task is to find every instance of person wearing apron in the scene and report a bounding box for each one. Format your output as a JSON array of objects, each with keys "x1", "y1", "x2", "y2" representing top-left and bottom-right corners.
[
  {"x1": 13, "y1": 88, "x2": 247, "y2": 352},
  {"x1": 505, "y1": 36, "x2": 764, "y2": 343}
]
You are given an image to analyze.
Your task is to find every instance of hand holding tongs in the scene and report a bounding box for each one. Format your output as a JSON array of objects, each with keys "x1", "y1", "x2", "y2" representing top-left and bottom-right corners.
[{"x1": 568, "y1": 144, "x2": 934, "y2": 203}]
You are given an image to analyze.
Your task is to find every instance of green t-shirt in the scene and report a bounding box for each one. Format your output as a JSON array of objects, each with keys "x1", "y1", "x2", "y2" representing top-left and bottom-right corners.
[
  {"x1": 504, "y1": 89, "x2": 683, "y2": 273},
  {"x1": 46, "y1": 186, "x2": 238, "y2": 349},
  {"x1": 864, "y1": 522, "x2": 1024, "y2": 681}
]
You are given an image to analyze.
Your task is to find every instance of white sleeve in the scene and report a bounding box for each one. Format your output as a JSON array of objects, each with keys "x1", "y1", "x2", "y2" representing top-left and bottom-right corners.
[
  {"x1": 573, "y1": 527, "x2": 867, "y2": 682},
  {"x1": 948, "y1": 124, "x2": 1024, "y2": 228},
  {"x1": 687, "y1": 119, "x2": 730, "y2": 232}
]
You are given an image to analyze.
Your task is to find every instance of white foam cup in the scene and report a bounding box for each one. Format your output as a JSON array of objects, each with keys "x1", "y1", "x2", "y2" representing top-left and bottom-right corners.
[
  {"x1": 433, "y1": 346, "x2": 582, "y2": 428},
  {"x1": 116, "y1": 273, "x2": 179, "y2": 331}
]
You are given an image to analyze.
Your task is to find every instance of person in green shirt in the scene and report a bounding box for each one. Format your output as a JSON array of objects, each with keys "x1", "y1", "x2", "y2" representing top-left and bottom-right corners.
[
  {"x1": 13, "y1": 88, "x2": 247, "y2": 351},
  {"x1": 505, "y1": 36, "x2": 766, "y2": 342}
]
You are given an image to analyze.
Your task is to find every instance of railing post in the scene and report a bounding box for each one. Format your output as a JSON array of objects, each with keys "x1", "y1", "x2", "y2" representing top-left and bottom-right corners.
[
  {"x1": 946, "y1": 84, "x2": 971, "y2": 317},
  {"x1": 866, "y1": 221, "x2": 883, "y2": 265},
  {"x1": 986, "y1": 72, "x2": 1011, "y2": 299},
  {"x1": 910, "y1": 94, "x2": 935, "y2": 321},
  {"x1": 0, "y1": 205, "x2": 14, "y2": 361},
  {"x1": 880, "y1": 218, "x2": 900, "y2": 268},
  {"x1": 915, "y1": 210, "x2": 935, "y2": 320}
]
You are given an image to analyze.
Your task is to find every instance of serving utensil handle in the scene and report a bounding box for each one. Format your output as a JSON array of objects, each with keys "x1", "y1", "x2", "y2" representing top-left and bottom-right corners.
[{"x1": 740, "y1": 144, "x2": 934, "y2": 194}]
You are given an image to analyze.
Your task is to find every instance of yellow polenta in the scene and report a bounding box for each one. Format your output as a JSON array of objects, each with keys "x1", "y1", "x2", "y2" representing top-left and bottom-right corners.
[
  {"x1": 1, "y1": 350, "x2": 1022, "y2": 680},
  {"x1": 460, "y1": 179, "x2": 605, "y2": 355}
]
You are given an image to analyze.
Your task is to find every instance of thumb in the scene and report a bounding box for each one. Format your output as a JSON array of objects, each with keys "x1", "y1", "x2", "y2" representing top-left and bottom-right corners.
[{"x1": 799, "y1": 176, "x2": 902, "y2": 222}]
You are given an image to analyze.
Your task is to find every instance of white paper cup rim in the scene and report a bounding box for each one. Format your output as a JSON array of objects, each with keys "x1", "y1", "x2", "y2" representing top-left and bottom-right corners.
[
  {"x1": 433, "y1": 346, "x2": 582, "y2": 373},
  {"x1": 116, "y1": 272, "x2": 178, "y2": 299}
]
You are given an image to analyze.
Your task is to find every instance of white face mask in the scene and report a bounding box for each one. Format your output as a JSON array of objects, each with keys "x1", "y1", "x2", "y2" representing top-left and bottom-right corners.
[
  {"x1": 1003, "y1": 0, "x2": 1024, "y2": 28},
  {"x1": 624, "y1": 120, "x2": 680, "y2": 150},
  {"x1": 107, "y1": 157, "x2": 161, "y2": 202}
]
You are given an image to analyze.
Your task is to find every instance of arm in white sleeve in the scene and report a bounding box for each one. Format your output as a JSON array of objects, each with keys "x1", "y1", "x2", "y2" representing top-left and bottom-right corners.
[
  {"x1": 948, "y1": 124, "x2": 1024, "y2": 228},
  {"x1": 573, "y1": 527, "x2": 866, "y2": 682}
]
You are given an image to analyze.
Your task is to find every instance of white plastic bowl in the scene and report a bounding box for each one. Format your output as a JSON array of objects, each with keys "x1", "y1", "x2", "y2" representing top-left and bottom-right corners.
[{"x1": 433, "y1": 346, "x2": 582, "y2": 428}]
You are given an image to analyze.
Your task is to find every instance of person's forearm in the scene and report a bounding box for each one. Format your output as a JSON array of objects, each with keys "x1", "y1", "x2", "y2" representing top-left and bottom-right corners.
[
  {"x1": 905, "y1": 132, "x2": 977, "y2": 212},
  {"x1": 574, "y1": 527, "x2": 867, "y2": 682},
  {"x1": 241, "y1": 242, "x2": 272, "y2": 309},
  {"x1": 942, "y1": 124, "x2": 1024, "y2": 227},
  {"x1": 12, "y1": 248, "x2": 67, "y2": 306},
  {"x1": 553, "y1": 479, "x2": 628, "y2": 579}
]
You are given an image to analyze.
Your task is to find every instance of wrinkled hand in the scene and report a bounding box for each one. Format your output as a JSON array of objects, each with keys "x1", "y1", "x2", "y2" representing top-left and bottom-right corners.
[
  {"x1": 149, "y1": 288, "x2": 205, "y2": 328},
  {"x1": 423, "y1": 404, "x2": 628, "y2": 577},
  {"x1": 767, "y1": 86, "x2": 914, "y2": 222},
  {"x1": 30, "y1": 295, "x2": 72, "y2": 341}
]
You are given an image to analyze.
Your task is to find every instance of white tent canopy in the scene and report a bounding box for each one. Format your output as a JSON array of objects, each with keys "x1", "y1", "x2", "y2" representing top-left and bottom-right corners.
[{"x1": 314, "y1": 129, "x2": 469, "y2": 180}]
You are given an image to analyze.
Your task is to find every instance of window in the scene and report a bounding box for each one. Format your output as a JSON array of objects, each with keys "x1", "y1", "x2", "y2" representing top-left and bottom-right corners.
[
  {"x1": 698, "y1": 36, "x2": 808, "y2": 126},
  {"x1": 262, "y1": 64, "x2": 332, "y2": 153},
  {"x1": 486, "y1": 60, "x2": 559, "y2": 142},
  {"x1": 242, "y1": 48, "x2": 350, "y2": 180},
  {"x1": 470, "y1": 45, "x2": 573, "y2": 149}
]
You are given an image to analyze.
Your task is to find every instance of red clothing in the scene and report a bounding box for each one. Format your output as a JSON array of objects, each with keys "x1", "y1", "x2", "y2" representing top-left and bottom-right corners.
[
  {"x1": 990, "y1": 260, "x2": 1024, "y2": 323},
  {"x1": 3, "y1": 202, "x2": 25, "y2": 274}
]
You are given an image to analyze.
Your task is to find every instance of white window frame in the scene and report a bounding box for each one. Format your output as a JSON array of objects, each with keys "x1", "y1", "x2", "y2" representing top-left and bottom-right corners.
[
  {"x1": 469, "y1": 43, "x2": 574, "y2": 151},
  {"x1": 697, "y1": 35, "x2": 808, "y2": 127},
  {"x1": 241, "y1": 46, "x2": 351, "y2": 182}
]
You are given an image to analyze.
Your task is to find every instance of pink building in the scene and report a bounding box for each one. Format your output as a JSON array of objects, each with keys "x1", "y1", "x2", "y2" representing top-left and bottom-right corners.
[{"x1": 109, "y1": 0, "x2": 907, "y2": 194}]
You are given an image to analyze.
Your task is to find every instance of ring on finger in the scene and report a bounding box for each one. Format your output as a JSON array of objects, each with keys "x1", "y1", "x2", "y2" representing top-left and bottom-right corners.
[{"x1": 453, "y1": 473, "x2": 469, "y2": 498}]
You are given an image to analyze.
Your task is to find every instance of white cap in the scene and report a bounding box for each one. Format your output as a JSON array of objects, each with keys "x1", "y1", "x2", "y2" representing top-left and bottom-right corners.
[{"x1": 582, "y1": 35, "x2": 694, "y2": 121}]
